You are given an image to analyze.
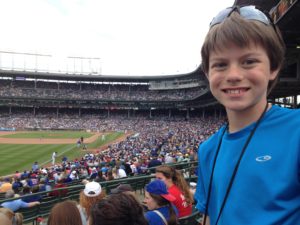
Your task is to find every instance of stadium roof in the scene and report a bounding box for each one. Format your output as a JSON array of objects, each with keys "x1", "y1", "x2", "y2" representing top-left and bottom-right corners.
[
  {"x1": 0, "y1": 68, "x2": 202, "y2": 83},
  {"x1": 235, "y1": 0, "x2": 281, "y2": 11}
]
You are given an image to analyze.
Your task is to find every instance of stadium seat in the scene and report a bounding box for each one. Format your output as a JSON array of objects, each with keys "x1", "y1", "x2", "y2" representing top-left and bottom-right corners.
[
  {"x1": 38, "y1": 198, "x2": 58, "y2": 218},
  {"x1": 66, "y1": 187, "x2": 82, "y2": 201},
  {"x1": 0, "y1": 192, "x2": 6, "y2": 200},
  {"x1": 178, "y1": 210, "x2": 203, "y2": 225},
  {"x1": 17, "y1": 205, "x2": 39, "y2": 225}
]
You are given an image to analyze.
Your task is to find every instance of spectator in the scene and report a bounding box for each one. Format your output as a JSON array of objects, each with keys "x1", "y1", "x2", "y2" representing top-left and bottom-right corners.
[
  {"x1": 94, "y1": 171, "x2": 106, "y2": 182},
  {"x1": 115, "y1": 166, "x2": 127, "y2": 179},
  {"x1": 155, "y1": 165, "x2": 193, "y2": 217},
  {"x1": 69, "y1": 170, "x2": 79, "y2": 181},
  {"x1": 78, "y1": 181, "x2": 106, "y2": 225},
  {"x1": 0, "y1": 212, "x2": 12, "y2": 225},
  {"x1": 164, "y1": 153, "x2": 175, "y2": 164},
  {"x1": 89, "y1": 168, "x2": 98, "y2": 180},
  {"x1": 0, "y1": 208, "x2": 23, "y2": 225},
  {"x1": 1, "y1": 190, "x2": 40, "y2": 212},
  {"x1": 14, "y1": 171, "x2": 21, "y2": 179},
  {"x1": 47, "y1": 200, "x2": 82, "y2": 225},
  {"x1": 144, "y1": 179, "x2": 178, "y2": 225},
  {"x1": 148, "y1": 154, "x2": 162, "y2": 168},
  {"x1": 22, "y1": 186, "x2": 41, "y2": 203},
  {"x1": 49, "y1": 178, "x2": 68, "y2": 197},
  {"x1": 11, "y1": 178, "x2": 23, "y2": 194},
  {"x1": 90, "y1": 193, "x2": 148, "y2": 225},
  {"x1": 104, "y1": 170, "x2": 114, "y2": 181},
  {"x1": 0, "y1": 178, "x2": 12, "y2": 193},
  {"x1": 62, "y1": 155, "x2": 68, "y2": 163}
]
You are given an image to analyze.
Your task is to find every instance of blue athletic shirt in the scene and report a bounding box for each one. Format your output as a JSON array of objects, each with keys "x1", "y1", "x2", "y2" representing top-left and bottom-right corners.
[
  {"x1": 145, "y1": 205, "x2": 178, "y2": 225},
  {"x1": 195, "y1": 105, "x2": 300, "y2": 225}
]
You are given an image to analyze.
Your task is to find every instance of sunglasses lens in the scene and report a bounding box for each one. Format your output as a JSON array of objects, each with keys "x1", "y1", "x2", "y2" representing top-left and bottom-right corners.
[
  {"x1": 210, "y1": 5, "x2": 271, "y2": 28},
  {"x1": 210, "y1": 7, "x2": 234, "y2": 27},
  {"x1": 240, "y1": 6, "x2": 270, "y2": 25}
]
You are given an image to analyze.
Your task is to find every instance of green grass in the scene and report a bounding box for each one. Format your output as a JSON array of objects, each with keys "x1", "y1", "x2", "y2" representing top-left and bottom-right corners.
[
  {"x1": 2, "y1": 131, "x2": 93, "y2": 139},
  {"x1": 0, "y1": 131, "x2": 124, "y2": 176}
]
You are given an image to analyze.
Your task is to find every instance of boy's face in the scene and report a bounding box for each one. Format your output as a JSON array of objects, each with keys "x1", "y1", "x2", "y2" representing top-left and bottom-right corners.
[{"x1": 206, "y1": 42, "x2": 279, "y2": 113}]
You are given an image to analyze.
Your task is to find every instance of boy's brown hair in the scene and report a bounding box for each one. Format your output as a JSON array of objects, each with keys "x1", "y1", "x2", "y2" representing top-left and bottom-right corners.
[{"x1": 201, "y1": 11, "x2": 286, "y2": 94}]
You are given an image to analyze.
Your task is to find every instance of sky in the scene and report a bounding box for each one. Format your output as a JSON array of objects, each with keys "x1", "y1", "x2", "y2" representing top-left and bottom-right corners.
[{"x1": 0, "y1": 0, "x2": 234, "y2": 76}]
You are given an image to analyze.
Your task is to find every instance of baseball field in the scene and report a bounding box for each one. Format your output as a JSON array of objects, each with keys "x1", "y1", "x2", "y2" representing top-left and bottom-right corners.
[{"x1": 0, "y1": 130, "x2": 126, "y2": 176}]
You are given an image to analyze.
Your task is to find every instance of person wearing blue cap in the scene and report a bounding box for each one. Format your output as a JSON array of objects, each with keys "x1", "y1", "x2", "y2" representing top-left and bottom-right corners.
[{"x1": 144, "y1": 179, "x2": 178, "y2": 225}]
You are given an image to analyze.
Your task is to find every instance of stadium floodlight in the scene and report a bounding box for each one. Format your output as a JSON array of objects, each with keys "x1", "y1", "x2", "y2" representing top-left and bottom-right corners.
[
  {"x1": 67, "y1": 56, "x2": 101, "y2": 75},
  {"x1": 0, "y1": 51, "x2": 52, "y2": 72}
]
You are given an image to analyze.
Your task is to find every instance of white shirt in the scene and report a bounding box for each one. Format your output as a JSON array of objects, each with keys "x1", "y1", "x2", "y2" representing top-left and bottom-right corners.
[{"x1": 117, "y1": 168, "x2": 127, "y2": 178}]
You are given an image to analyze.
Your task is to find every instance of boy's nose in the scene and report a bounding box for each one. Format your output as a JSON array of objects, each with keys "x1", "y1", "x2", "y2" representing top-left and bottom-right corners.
[{"x1": 226, "y1": 64, "x2": 243, "y2": 82}]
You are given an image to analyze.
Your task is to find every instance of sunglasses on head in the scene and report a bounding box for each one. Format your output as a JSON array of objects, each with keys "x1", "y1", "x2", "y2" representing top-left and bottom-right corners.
[{"x1": 210, "y1": 5, "x2": 272, "y2": 28}]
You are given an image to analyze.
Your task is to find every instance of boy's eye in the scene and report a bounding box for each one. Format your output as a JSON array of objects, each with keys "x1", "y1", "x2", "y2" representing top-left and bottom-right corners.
[
  {"x1": 211, "y1": 62, "x2": 227, "y2": 70},
  {"x1": 243, "y1": 59, "x2": 258, "y2": 66}
]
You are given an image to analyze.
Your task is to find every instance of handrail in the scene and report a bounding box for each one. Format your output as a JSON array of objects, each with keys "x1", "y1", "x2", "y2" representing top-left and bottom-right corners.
[{"x1": 0, "y1": 161, "x2": 198, "y2": 204}]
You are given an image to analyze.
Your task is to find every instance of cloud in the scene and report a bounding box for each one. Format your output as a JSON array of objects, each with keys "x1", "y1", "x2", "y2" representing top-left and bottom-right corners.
[{"x1": 0, "y1": 0, "x2": 234, "y2": 75}]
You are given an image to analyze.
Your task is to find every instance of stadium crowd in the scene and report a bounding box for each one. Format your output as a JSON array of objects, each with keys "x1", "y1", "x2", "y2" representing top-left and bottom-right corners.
[
  {"x1": 0, "y1": 80, "x2": 207, "y2": 101},
  {"x1": 0, "y1": 114, "x2": 224, "y2": 224},
  {"x1": 0, "y1": 110, "x2": 223, "y2": 130}
]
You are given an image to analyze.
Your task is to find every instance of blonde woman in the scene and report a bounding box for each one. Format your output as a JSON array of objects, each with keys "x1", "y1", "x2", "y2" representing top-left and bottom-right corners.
[{"x1": 78, "y1": 181, "x2": 106, "y2": 225}]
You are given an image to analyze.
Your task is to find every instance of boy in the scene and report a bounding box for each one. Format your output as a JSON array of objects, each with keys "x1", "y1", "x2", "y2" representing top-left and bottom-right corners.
[{"x1": 195, "y1": 5, "x2": 300, "y2": 225}]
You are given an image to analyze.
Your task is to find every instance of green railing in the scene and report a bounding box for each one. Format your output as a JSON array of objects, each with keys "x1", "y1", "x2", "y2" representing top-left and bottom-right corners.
[{"x1": 0, "y1": 161, "x2": 198, "y2": 224}]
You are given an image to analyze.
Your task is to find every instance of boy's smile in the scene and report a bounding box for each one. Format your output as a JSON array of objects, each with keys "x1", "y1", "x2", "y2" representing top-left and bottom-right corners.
[{"x1": 222, "y1": 87, "x2": 249, "y2": 96}]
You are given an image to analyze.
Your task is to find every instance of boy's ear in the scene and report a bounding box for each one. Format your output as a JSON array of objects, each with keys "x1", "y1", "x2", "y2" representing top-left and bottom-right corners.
[
  {"x1": 269, "y1": 68, "x2": 280, "y2": 81},
  {"x1": 205, "y1": 72, "x2": 209, "y2": 79}
]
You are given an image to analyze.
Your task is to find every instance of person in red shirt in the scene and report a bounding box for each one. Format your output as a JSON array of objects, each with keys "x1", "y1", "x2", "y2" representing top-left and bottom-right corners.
[
  {"x1": 155, "y1": 165, "x2": 193, "y2": 218},
  {"x1": 49, "y1": 178, "x2": 68, "y2": 197}
]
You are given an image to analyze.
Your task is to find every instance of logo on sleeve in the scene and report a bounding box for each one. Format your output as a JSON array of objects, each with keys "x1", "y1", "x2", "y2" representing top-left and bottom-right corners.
[{"x1": 255, "y1": 155, "x2": 272, "y2": 162}]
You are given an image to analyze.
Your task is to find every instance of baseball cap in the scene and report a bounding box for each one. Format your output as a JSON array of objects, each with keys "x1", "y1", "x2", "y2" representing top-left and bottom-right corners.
[
  {"x1": 84, "y1": 181, "x2": 102, "y2": 197},
  {"x1": 190, "y1": 182, "x2": 197, "y2": 188},
  {"x1": 146, "y1": 180, "x2": 175, "y2": 202},
  {"x1": 110, "y1": 184, "x2": 134, "y2": 194}
]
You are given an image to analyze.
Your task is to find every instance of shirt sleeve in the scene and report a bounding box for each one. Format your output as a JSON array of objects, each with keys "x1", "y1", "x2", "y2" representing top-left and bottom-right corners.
[{"x1": 19, "y1": 200, "x2": 30, "y2": 208}]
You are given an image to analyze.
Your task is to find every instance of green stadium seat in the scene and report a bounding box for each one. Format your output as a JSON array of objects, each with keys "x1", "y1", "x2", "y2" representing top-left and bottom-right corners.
[
  {"x1": 0, "y1": 192, "x2": 6, "y2": 200},
  {"x1": 67, "y1": 188, "x2": 82, "y2": 201},
  {"x1": 38, "y1": 198, "x2": 58, "y2": 218},
  {"x1": 16, "y1": 205, "x2": 39, "y2": 225}
]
